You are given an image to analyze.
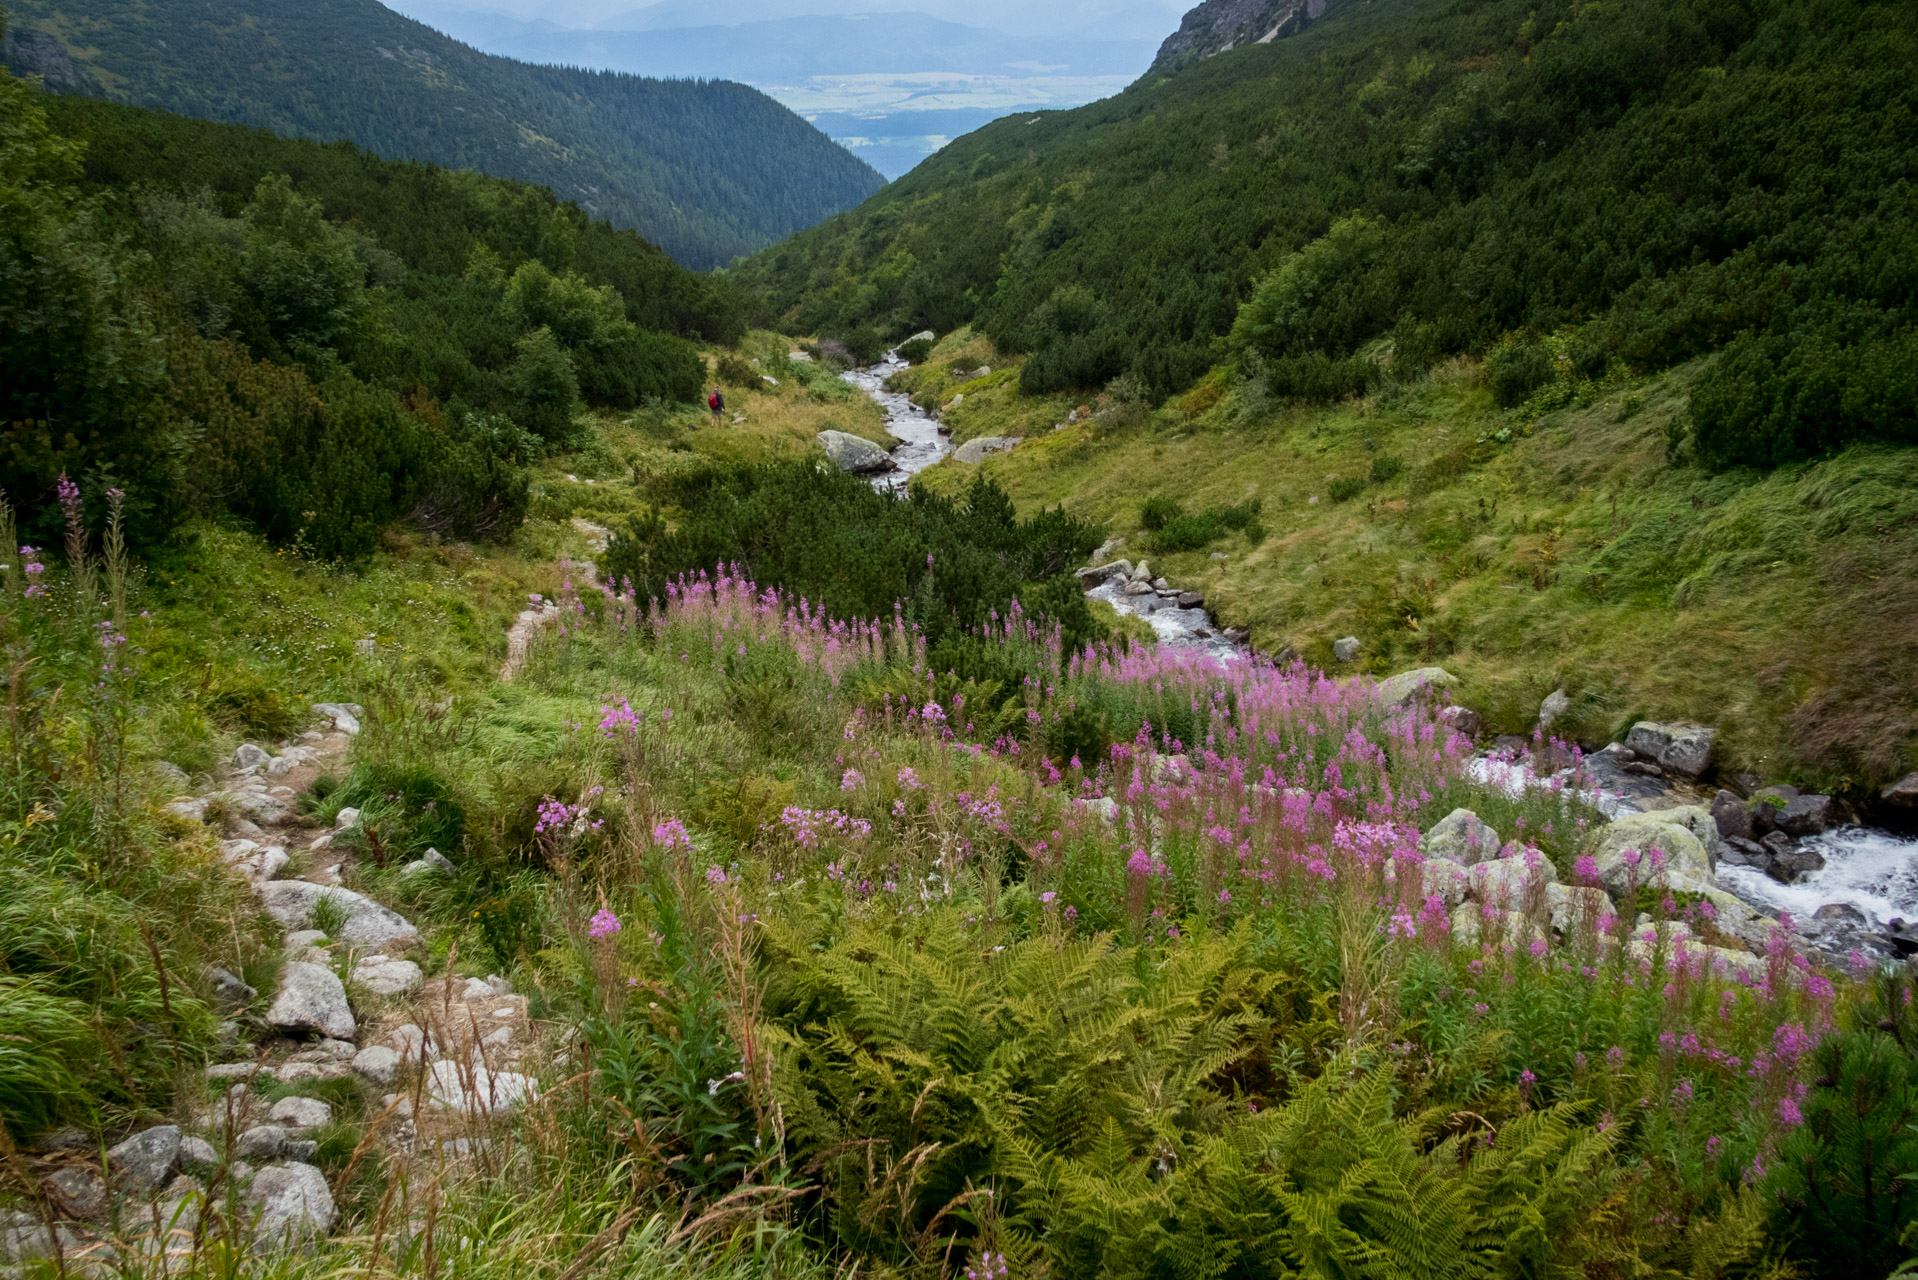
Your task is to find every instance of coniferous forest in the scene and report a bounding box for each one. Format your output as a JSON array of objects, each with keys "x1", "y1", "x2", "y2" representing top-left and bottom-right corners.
[{"x1": 738, "y1": 0, "x2": 1916, "y2": 468}]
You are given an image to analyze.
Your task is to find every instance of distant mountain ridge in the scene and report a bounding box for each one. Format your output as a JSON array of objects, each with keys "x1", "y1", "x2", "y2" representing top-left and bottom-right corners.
[{"x1": 0, "y1": 0, "x2": 885, "y2": 267}]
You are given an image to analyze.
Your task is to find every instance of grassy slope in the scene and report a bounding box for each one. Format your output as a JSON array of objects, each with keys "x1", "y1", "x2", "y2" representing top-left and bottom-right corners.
[{"x1": 896, "y1": 332, "x2": 1918, "y2": 791}]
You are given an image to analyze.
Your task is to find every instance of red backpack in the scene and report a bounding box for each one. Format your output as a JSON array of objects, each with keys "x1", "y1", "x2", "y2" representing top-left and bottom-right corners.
[{"x1": 707, "y1": 390, "x2": 720, "y2": 410}]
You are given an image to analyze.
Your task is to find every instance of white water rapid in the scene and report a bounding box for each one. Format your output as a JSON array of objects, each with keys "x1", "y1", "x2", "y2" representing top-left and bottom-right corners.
[{"x1": 838, "y1": 352, "x2": 951, "y2": 493}]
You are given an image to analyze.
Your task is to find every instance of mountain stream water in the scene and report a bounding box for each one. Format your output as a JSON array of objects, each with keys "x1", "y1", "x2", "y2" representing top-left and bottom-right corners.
[{"x1": 841, "y1": 351, "x2": 1240, "y2": 655}]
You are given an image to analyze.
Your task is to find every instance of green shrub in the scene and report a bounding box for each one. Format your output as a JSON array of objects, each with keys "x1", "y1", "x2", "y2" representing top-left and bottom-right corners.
[
  {"x1": 1140, "y1": 496, "x2": 1185, "y2": 531},
  {"x1": 1148, "y1": 498, "x2": 1265, "y2": 553},
  {"x1": 604, "y1": 462, "x2": 1104, "y2": 650},
  {"x1": 1328, "y1": 476, "x2": 1367, "y2": 502},
  {"x1": 1369, "y1": 453, "x2": 1404, "y2": 484},
  {"x1": 713, "y1": 351, "x2": 760, "y2": 388},
  {"x1": 1487, "y1": 338, "x2": 1557, "y2": 408},
  {"x1": 896, "y1": 336, "x2": 934, "y2": 364},
  {"x1": 1689, "y1": 325, "x2": 1918, "y2": 469}
]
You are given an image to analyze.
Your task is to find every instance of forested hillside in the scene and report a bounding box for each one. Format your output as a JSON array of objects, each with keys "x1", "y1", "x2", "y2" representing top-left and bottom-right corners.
[
  {"x1": 739, "y1": 0, "x2": 1916, "y2": 468},
  {"x1": 0, "y1": 0, "x2": 885, "y2": 267},
  {"x1": 1, "y1": 73, "x2": 738, "y2": 554}
]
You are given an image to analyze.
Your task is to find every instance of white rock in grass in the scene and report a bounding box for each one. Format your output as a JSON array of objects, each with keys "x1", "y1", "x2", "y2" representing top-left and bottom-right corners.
[
  {"x1": 425, "y1": 1061, "x2": 537, "y2": 1116},
  {"x1": 311, "y1": 703, "x2": 362, "y2": 735},
  {"x1": 233, "y1": 744, "x2": 271, "y2": 772},
  {"x1": 333, "y1": 807, "x2": 362, "y2": 831},
  {"x1": 1421, "y1": 809, "x2": 1503, "y2": 866},
  {"x1": 266, "y1": 1097, "x2": 332, "y2": 1131},
  {"x1": 247, "y1": 1162, "x2": 336, "y2": 1249},
  {"x1": 353, "y1": 1046, "x2": 402, "y2": 1087},
  {"x1": 267, "y1": 962, "x2": 356, "y2": 1041},
  {"x1": 353, "y1": 956, "x2": 423, "y2": 997},
  {"x1": 257, "y1": 882, "x2": 418, "y2": 949}
]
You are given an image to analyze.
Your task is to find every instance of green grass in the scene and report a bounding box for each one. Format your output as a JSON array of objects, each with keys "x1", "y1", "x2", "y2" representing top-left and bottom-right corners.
[{"x1": 911, "y1": 349, "x2": 1918, "y2": 789}]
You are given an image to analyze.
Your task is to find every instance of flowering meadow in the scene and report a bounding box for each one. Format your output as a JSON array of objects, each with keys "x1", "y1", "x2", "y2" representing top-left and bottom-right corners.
[{"x1": 373, "y1": 563, "x2": 1912, "y2": 1279}]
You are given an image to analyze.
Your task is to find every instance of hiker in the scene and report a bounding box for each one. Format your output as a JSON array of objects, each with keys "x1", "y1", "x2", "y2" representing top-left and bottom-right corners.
[{"x1": 708, "y1": 385, "x2": 725, "y2": 426}]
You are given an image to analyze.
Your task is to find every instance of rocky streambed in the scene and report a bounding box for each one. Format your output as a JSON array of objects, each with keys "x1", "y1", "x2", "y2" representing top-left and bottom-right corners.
[{"x1": 833, "y1": 344, "x2": 952, "y2": 493}]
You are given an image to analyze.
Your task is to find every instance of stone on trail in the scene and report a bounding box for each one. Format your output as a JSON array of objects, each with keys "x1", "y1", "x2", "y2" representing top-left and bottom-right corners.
[
  {"x1": 206, "y1": 966, "x2": 257, "y2": 1013},
  {"x1": 247, "y1": 1162, "x2": 337, "y2": 1249},
  {"x1": 267, "y1": 962, "x2": 356, "y2": 1041},
  {"x1": 266, "y1": 1096, "x2": 332, "y2": 1131},
  {"x1": 107, "y1": 1125, "x2": 182, "y2": 1196},
  {"x1": 353, "y1": 1046, "x2": 403, "y2": 1087},
  {"x1": 45, "y1": 1167, "x2": 107, "y2": 1220},
  {"x1": 425, "y1": 1061, "x2": 538, "y2": 1116},
  {"x1": 333, "y1": 807, "x2": 362, "y2": 831},
  {"x1": 236, "y1": 1126, "x2": 287, "y2": 1161},
  {"x1": 233, "y1": 743, "x2": 271, "y2": 772},
  {"x1": 816, "y1": 429, "x2": 893, "y2": 474},
  {"x1": 353, "y1": 955, "x2": 423, "y2": 997},
  {"x1": 1376, "y1": 666, "x2": 1457, "y2": 709},
  {"x1": 311, "y1": 702, "x2": 362, "y2": 735},
  {"x1": 178, "y1": 1136, "x2": 220, "y2": 1177},
  {"x1": 257, "y1": 882, "x2": 419, "y2": 950},
  {"x1": 1421, "y1": 809, "x2": 1502, "y2": 865}
]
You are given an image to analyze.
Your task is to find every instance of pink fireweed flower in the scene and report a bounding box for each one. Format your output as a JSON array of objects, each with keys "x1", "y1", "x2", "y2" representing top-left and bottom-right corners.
[
  {"x1": 652, "y1": 819, "x2": 692, "y2": 852},
  {"x1": 841, "y1": 768, "x2": 863, "y2": 791},
  {"x1": 1574, "y1": 854, "x2": 1599, "y2": 885},
  {"x1": 705, "y1": 865, "x2": 729, "y2": 886},
  {"x1": 896, "y1": 766, "x2": 922, "y2": 790},
  {"x1": 587, "y1": 909, "x2": 621, "y2": 939}
]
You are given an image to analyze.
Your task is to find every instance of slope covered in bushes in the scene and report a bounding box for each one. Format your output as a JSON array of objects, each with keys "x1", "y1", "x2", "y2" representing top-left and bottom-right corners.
[
  {"x1": 738, "y1": 0, "x2": 1917, "y2": 468},
  {"x1": 1, "y1": 0, "x2": 884, "y2": 267},
  {"x1": 1, "y1": 74, "x2": 729, "y2": 555}
]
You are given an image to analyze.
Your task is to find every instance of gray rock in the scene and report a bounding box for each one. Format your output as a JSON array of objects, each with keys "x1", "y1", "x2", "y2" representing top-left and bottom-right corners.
[
  {"x1": 1176, "y1": 591, "x2": 1205, "y2": 608},
  {"x1": 283, "y1": 1140, "x2": 319, "y2": 1162},
  {"x1": 353, "y1": 956, "x2": 423, "y2": 997},
  {"x1": 1450, "y1": 902, "x2": 1542, "y2": 949},
  {"x1": 384, "y1": 1024, "x2": 430, "y2": 1060},
  {"x1": 1883, "y1": 772, "x2": 1918, "y2": 807},
  {"x1": 816, "y1": 429, "x2": 894, "y2": 474},
  {"x1": 953, "y1": 436, "x2": 1018, "y2": 465},
  {"x1": 1624, "y1": 721, "x2": 1717, "y2": 778},
  {"x1": 1439, "y1": 705, "x2": 1482, "y2": 739},
  {"x1": 235, "y1": 1126, "x2": 287, "y2": 1161},
  {"x1": 1537, "y1": 688, "x2": 1572, "y2": 732},
  {"x1": 217, "y1": 789, "x2": 293, "y2": 825},
  {"x1": 310, "y1": 702, "x2": 362, "y2": 735},
  {"x1": 33, "y1": 1127, "x2": 91, "y2": 1152},
  {"x1": 1767, "y1": 844, "x2": 1827, "y2": 885},
  {"x1": 1122, "y1": 578, "x2": 1156, "y2": 596},
  {"x1": 1376, "y1": 666, "x2": 1457, "y2": 709},
  {"x1": 1815, "y1": 903, "x2": 1868, "y2": 926},
  {"x1": 1075, "y1": 559, "x2": 1133, "y2": 586},
  {"x1": 905, "y1": 330, "x2": 935, "y2": 343},
  {"x1": 1420, "y1": 857, "x2": 1471, "y2": 910},
  {"x1": 1421, "y1": 808, "x2": 1502, "y2": 865},
  {"x1": 1583, "y1": 813, "x2": 1714, "y2": 896},
  {"x1": 1710, "y1": 790, "x2": 1754, "y2": 842},
  {"x1": 207, "y1": 966, "x2": 258, "y2": 1013},
  {"x1": 275, "y1": 1062, "x2": 352, "y2": 1084},
  {"x1": 266, "y1": 962, "x2": 356, "y2": 1041},
  {"x1": 45, "y1": 1167, "x2": 107, "y2": 1219},
  {"x1": 332, "y1": 807, "x2": 362, "y2": 832},
  {"x1": 265, "y1": 1096, "x2": 332, "y2": 1131},
  {"x1": 1720, "y1": 835, "x2": 1768, "y2": 867},
  {"x1": 1332, "y1": 636, "x2": 1360, "y2": 662},
  {"x1": 353, "y1": 1045, "x2": 402, "y2": 1087},
  {"x1": 257, "y1": 882, "x2": 418, "y2": 950},
  {"x1": 284, "y1": 930, "x2": 328, "y2": 954},
  {"x1": 233, "y1": 744, "x2": 271, "y2": 772},
  {"x1": 425, "y1": 1062, "x2": 538, "y2": 1116},
  {"x1": 153, "y1": 761, "x2": 189, "y2": 786},
  {"x1": 1761, "y1": 830, "x2": 1795, "y2": 858},
  {"x1": 1646, "y1": 804, "x2": 1723, "y2": 871},
  {"x1": 164, "y1": 797, "x2": 211, "y2": 824},
  {"x1": 107, "y1": 1125, "x2": 182, "y2": 1196},
  {"x1": 1546, "y1": 883, "x2": 1611, "y2": 935},
  {"x1": 247, "y1": 1162, "x2": 337, "y2": 1248},
  {"x1": 177, "y1": 1136, "x2": 220, "y2": 1177},
  {"x1": 1778, "y1": 794, "x2": 1833, "y2": 838},
  {"x1": 206, "y1": 1062, "x2": 275, "y2": 1083},
  {"x1": 1468, "y1": 853, "x2": 1559, "y2": 915}
]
